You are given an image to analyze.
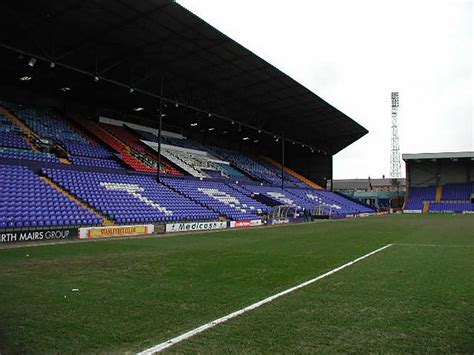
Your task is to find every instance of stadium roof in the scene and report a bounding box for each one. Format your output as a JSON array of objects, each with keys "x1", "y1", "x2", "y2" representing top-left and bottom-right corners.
[
  {"x1": 403, "y1": 151, "x2": 474, "y2": 161},
  {"x1": 0, "y1": 0, "x2": 368, "y2": 154}
]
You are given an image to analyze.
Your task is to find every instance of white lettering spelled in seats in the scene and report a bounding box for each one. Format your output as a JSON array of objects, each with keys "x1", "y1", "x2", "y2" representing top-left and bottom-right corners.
[{"x1": 100, "y1": 182, "x2": 173, "y2": 215}]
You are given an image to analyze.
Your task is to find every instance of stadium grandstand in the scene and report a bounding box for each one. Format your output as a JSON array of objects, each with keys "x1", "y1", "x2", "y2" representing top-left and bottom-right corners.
[
  {"x1": 0, "y1": 0, "x2": 373, "y2": 233},
  {"x1": 0, "y1": 1, "x2": 471, "y2": 354},
  {"x1": 403, "y1": 152, "x2": 474, "y2": 213}
]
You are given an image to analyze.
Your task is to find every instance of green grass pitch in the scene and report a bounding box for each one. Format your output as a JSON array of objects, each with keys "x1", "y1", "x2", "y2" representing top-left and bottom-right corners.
[{"x1": 0, "y1": 214, "x2": 473, "y2": 353}]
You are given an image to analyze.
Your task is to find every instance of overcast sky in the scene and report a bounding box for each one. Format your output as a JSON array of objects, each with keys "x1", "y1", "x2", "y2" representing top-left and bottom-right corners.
[{"x1": 178, "y1": 0, "x2": 473, "y2": 179}]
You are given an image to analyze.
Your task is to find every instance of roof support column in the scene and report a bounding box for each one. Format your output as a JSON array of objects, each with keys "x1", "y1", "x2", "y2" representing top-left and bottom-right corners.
[
  {"x1": 156, "y1": 74, "x2": 164, "y2": 183},
  {"x1": 281, "y1": 126, "x2": 285, "y2": 190}
]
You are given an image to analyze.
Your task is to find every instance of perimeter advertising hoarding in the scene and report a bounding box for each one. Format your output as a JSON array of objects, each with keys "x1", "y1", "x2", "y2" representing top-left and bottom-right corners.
[
  {"x1": 166, "y1": 221, "x2": 227, "y2": 233},
  {"x1": 0, "y1": 228, "x2": 77, "y2": 244},
  {"x1": 79, "y1": 225, "x2": 154, "y2": 239},
  {"x1": 230, "y1": 220, "x2": 263, "y2": 228}
]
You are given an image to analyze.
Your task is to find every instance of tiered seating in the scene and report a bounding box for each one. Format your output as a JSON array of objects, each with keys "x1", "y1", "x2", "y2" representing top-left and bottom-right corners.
[
  {"x1": 427, "y1": 182, "x2": 474, "y2": 213},
  {"x1": 134, "y1": 129, "x2": 158, "y2": 143},
  {"x1": 43, "y1": 169, "x2": 217, "y2": 224},
  {"x1": 261, "y1": 156, "x2": 322, "y2": 189},
  {"x1": 442, "y1": 182, "x2": 474, "y2": 201},
  {"x1": 62, "y1": 141, "x2": 114, "y2": 159},
  {"x1": 216, "y1": 163, "x2": 250, "y2": 180},
  {"x1": 288, "y1": 188, "x2": 374, "y2": 215},
  {"x1": 0, "y1": 164, "x2": 101, "y2": 228},
  {"x1": 258, "y1": 159, "x2": 305, "y2": 187},
  {"x1": 70, "y1": 156, "x2": 124, "y2": 170},
  {"x1": 0, "y1": 131, "x2": 30, "y2": 150},
  {"x1": 242, "y1": 184, "x2": 303, "y2": 207},
  {"x1": 209, "y1": 146, "x2": 283, "y2": 184},
  {"x1": 0, "y1": 112, "x2": 23, "y2": 134},
  {"x1": 3, "y1": 101, "x2": 128, "y2": 170},
  {"x1": 79, "y1": 121, "x2": 157, "y2": 173},
  {"x1": 406, "y1": 183, "x2": 474, "y2": 213},
  {"x1": 241, "y1": 185, "x2": 373, "y2": 216},
  {"x1": 162, "y1": 178, "x2": 269, "y2": 220},
  {"x1": 0, "y1": 147, "x2": 59, "y2": 163},
  {"x1": 201, "y1": 168, "x2": 224, "y2": 179},
  {"x1": 0, "y1": 112, "x2": 31, "y2": 150},
  {"x1": 136, "y1": 129, "x2": 254, "y2": 180},
  {"x1": 405, "y1": 186, "x2": 436, "y2": 211},
  {"x1": 161, "y1": 147, "x2": 216, "y2": 178},
  {"x1": 105, "y1": 125, "x2": 181, "y2": 175},
  {"x1": 89, "y1": 122, "x2": 181, "y2": 175},
  {"x1": 11, "y1": 105, "x2": 87, "y2": 144},
  {"x1": 102, "y1": 124, "x2": 147, "y2": 152},
  {"x1": 429, "y1": 202, "x2": 474, "y2": 213},
  {"x1": 162, "y1": 135, "x2": 210, "y2": 152}
]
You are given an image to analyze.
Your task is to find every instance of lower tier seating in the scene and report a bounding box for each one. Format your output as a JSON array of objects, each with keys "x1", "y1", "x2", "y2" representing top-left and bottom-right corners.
[
  {"x1": 43, "y1": 169, "x2": 218, "y2": 224},
  {"x1": 406, "y1": 183, "x2": 473, "y2": 212},
  {"x1": 0, "y1": 164, "x2": 102, "y2": 228},
  {"x1": 162, "y1": 178, "x2": 270, "y2": 220},
  {"x1": 429, "y1": 202, "x2": 474, "y2": 213},
  {"x1": 288, "y1": 188, "x2": 374, "y2": 215},
  {"x1": 405, "y1": 186, "x2": 437, "y2": 211},
  {"x1": 241, "y1": 185, "x2": 374, "y2": 216}
]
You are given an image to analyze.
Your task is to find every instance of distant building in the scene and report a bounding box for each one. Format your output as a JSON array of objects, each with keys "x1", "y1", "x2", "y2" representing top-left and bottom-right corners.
[{"x1": 330, "y1": 177, "x2": 406, "y2": 210}]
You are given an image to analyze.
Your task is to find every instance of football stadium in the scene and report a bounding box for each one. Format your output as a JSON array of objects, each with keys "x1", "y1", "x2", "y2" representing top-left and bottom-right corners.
[{"x1": 0, "y1": 1, "x2": 473, "y2": 353}]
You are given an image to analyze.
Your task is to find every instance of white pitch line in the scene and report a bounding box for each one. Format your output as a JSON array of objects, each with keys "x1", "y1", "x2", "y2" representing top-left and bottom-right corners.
[
  {"x1": 395, "y1": 243, "x2": 474, "y2": 248},
  {"x1": 137, "y1": 243, "x2": 393, "y2": 355}
]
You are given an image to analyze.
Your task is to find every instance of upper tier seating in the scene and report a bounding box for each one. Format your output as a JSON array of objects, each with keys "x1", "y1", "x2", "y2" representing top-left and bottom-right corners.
[
  {"x1": 0, "y1": 164, "x2": 102, "y2": 228},
  {"x1": 62, "y1": 141, "x2": 114, "y2": 159},
  {"x1": 43, "y1": 169, "x2": 217, "y2": 224},
  {"x1": 70, "y1": 156, "x2": 124, "y2": 170},
  {"x1": 2, "y1": 101, "x2": 127, "y2": 170},
  {"x1": 0, "y1": 147, "x2": 59, "y2": 163},
  {"x1": 135, "y1": 130, "x2": 199, "y2": 150},
  {"x1": 160, "y1": 134, "x2": 210, "y2": 152},
  {"x1": 10, "y1": 105, "x2": 87, "y2": 144},
  {"x1": 0, "y1": 112, "x2": 31, "y2": 150},
  {"x1": 0, "y1": 132, "x2": 30, "y2": 150},
  {"x1": 257, "y1": 159, "x2": 305, "y2": 187},
  {"x1": 89, "y1": 122, "x2": 181, "y2": 175},
  {"x1": 79, "y1": 121, "x2": 157, "y2": 173},
  {"x1": 102, "y1": 124, "x2": 147, "y2": 152},
  {"x1": 442, "y1": 182, "x2": 474, "y2": 201},
  {"x1": 216, "y1": 163, "x2": 249, "y2": 180},
  {"x1": 405, "y1": 186, "x2": 436, "y2": 211},
  {"x1": 134, "y1": 129, "x2": 158, "y2": 143},
  {"x1": 209, "y1": 146, "x2": 282, "y2": 184},
  {"x1": 201, "y1": 168, "x2": 224, "y2": 179},
  {"x1": 160, "y1": 147, "x2": 224, "y2": 178},
  {"x1": 137, "y1": 130, "x2": 255, "y2": 180},
  {"x1": 0, "y1": 112, "x2": 23, "y2": 135},
  {"x1": 162, "y1": 178, "x2": 270, "y2": 220}
]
